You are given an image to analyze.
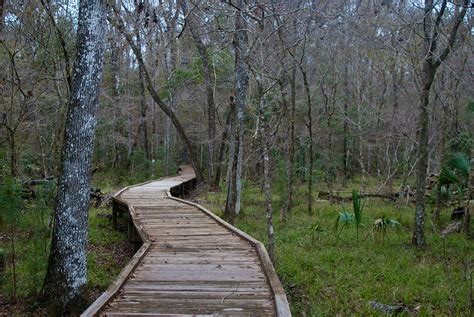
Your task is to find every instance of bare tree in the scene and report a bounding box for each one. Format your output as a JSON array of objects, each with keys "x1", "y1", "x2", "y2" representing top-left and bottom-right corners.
[
  {"x1": 109, "y1": 3, "x2": 205, "y2": 183},
  {"x1": 412, "y1": 0, "x2": 470, "y2": 246}
]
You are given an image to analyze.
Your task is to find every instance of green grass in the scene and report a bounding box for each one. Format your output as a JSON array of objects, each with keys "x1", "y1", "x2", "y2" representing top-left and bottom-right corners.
[
  {"x1": 0, "y1": 203, "x2": 132, "y2": 313},
  {"x1": 87, "y1": 208, "x2": 133, "y2": 291},
  {"x1": 200, "y1": 180, "x2": 473, "y2": 316}
]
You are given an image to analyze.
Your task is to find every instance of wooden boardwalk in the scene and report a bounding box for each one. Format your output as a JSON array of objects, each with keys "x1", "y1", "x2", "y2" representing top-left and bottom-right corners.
[{"x1": 82, "y1": 166, "x2": 290, "y2": 316}]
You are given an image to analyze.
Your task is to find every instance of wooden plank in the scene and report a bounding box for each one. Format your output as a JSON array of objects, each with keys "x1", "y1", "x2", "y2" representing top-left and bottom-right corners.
[
  {"x1": 82, "y1": 166, "x2": 290, "y2": 317},
  {"x1": 165, "y1": 191, "x2": 291, "y2": 316}
]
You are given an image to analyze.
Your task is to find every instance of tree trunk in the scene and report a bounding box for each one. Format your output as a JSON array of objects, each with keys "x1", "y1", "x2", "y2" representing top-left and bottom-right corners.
[
  {"x1": 42, "y1": 0, "x2": 106, "y2": 313},
  {"x1": 300, "y1": 66, "x2": 313, "y2": 214},
  {"x1": 463, "y1": 146, "x2": 473, "y2": 236},
  {"x1": 280, "y1": 73, "x2": 295, "y2": 222},
  {"x1": 182, "y1": 0, "x2": 216, "y2": 185},
  {"x1": 412, "y1": 0, "x2": 469, "y2": 246},
  {"x1": 412, "y1": 64, "x2": 435, "y2": 246},
  {"x1": 342, "y1": 65, "x2": 349, "y2": 186},
  {"x1": 258, "y1": 92, "x2": 275, "y2": 264},
  {"x1": 225, "y1": 0, "x2": 248, "y2": 220},
  {"x1": 281, "y1": 67, "x2": 296, "y2": 221},
  {"x1": 110, "y1": 29, "x2": 121, "y2": 169},
  {"x1": 214, "y1": 97, "x2": 235, "y2": 189},
  {"x1": 9, "y1": 131, "x2": 17, "y2": 178},
  {"x1": 0, "y1": 0, "x2": 5, "y2": 35},
  {"x1": 137, "y1": 66, "x2": 149, "y2": 159},
  {"x1": 225, "y1": 99, "x2": 238, "y2": 223}
]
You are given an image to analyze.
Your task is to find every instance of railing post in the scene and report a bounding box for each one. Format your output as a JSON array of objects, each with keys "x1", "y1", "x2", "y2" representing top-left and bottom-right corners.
[{"x1": 112, "y1": 199, "x2": 118, "y2": 230}]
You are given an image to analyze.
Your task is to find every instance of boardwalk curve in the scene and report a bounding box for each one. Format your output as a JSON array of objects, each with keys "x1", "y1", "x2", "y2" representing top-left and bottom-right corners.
[{"x1": 82, "y1": 166, "x2": 291, "y2": 316}]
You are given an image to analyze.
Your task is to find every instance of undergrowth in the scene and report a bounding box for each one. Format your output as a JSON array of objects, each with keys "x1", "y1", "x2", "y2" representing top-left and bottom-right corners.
[
  {"x1": 0, "y1": 179, "x2": 133, "y2": 315},
  {"x1": 200, "y1": 179, "x2": 473, "y2": 316}
]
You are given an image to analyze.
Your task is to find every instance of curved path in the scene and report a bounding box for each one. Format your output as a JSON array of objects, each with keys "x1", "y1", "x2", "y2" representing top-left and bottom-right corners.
[{"x1": 82, "y1": 166, "x2": 290, "y2": 316}]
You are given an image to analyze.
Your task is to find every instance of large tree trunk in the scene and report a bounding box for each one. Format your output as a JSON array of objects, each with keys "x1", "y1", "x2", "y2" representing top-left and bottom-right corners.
[
  {"x1": 42, "y1": 0, "x2": 106, "y2": 313},
  {"x1": 164, "y1": 29, "x2": 177, "y2": 176}
]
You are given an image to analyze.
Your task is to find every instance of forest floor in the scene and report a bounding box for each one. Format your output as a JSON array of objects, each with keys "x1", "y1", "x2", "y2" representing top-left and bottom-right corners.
[
  {"x1": 1, "y1": 175, "x2": 472, "y2": 316},
  {"x1": 196, "y1": 179, "x2": 473, "y2": 316},
  {"x1": 0, "y1": 205, "x2": 134, "y2": 315}
]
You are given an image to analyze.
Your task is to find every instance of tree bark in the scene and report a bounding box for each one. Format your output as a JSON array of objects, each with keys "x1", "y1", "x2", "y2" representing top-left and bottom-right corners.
[
  {"x1": 137, "y1": 65, "x2": 150, "y2": 159},
  {"x1": 258, "y1": 90, "x2": 275, "y2": 264},
  {"x1": 412, "y1": 66, "x2": 435, "y2": 246},
  {"x1": 342, "y1": 65, "x2": 349, "y2": 185},
  {"x1": 300, "y1": 66, "x2": 313, "y2": 214},
  {"x1": 110, "y1": 28, "x2": 122, "y2": 168},
  {"x1": 463, "y1": 146, "x2": 473, "y2": 236},
  {"x1": 214, "y1": 97, "x2": 235, "y2": 189},
  {"x1": 224, "y1": 97, "x2": 238, "y2": 223},
  {"x1": 278, "y1": 79, "x2": 291, "y2": 221},
  {"x1": 0, "y1": 0, "x2": 5, "y2": 35},
  {"x1": 225, "y1": 0, "x2": 248, "y2": 220},
  {"x1": 42, "y1": 0, "x2": 106, "y2": 313},
  {"x1": 281, "y1": 67, "x2": 296, "y2": 221}
]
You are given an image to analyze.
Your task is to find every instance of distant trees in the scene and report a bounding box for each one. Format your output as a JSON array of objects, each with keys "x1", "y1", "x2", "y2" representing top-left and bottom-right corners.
[
  {"x1": 0, "y1": 0, "x2": 472, "y2": 254},
  {"x1": 41, "y1": 0, "x2": 107, "y2": 313},
  {"x1": 108, "y1": 1, "x2": 205, "y2": 183}
]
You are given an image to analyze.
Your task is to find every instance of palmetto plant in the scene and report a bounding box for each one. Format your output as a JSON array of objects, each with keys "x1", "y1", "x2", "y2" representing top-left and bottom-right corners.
[
  {"x1": 307, "y1": 223, "x2": 324, "y2": 243},
  {"x1": 439, "y1": 152, "x2": 470, "y2": 205},
  {"x1": 333, "y1": 189, "x2": 366, "y2": 242},
  {"x1": 372, "y1": 217, "x2": 401, "y2": 242},
  {"x1": 352, "y1": 189, "x2": 365, "y2": 241}
]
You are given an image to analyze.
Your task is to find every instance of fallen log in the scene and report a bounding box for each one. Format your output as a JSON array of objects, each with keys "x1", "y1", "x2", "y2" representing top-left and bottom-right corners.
[
  {"x1": 20, "y1": 177, "x2": 108, "y2": 207},
  {"x1": 441, "y1": 221, "x2": 462, "y2": 237},
  {"x1": 318, "y1": 190, "x2": 414, "y2": 202},
  {"x1": 23, "y1": 176, "x2": 55, "y2": 186},
  {"x1": 368, "y1": 300, "x2": 420, "y2": 315}
]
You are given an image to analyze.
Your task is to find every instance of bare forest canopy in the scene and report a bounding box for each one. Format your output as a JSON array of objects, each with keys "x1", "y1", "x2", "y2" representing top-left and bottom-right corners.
[{"x1": 1, "y1": 0, "x2": 472, "y2": 184}]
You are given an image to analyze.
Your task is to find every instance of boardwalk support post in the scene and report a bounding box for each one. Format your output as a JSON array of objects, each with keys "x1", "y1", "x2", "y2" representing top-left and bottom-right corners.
[{"x1": 112, "y1": 199, "x2": 118, "y2": 230}]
